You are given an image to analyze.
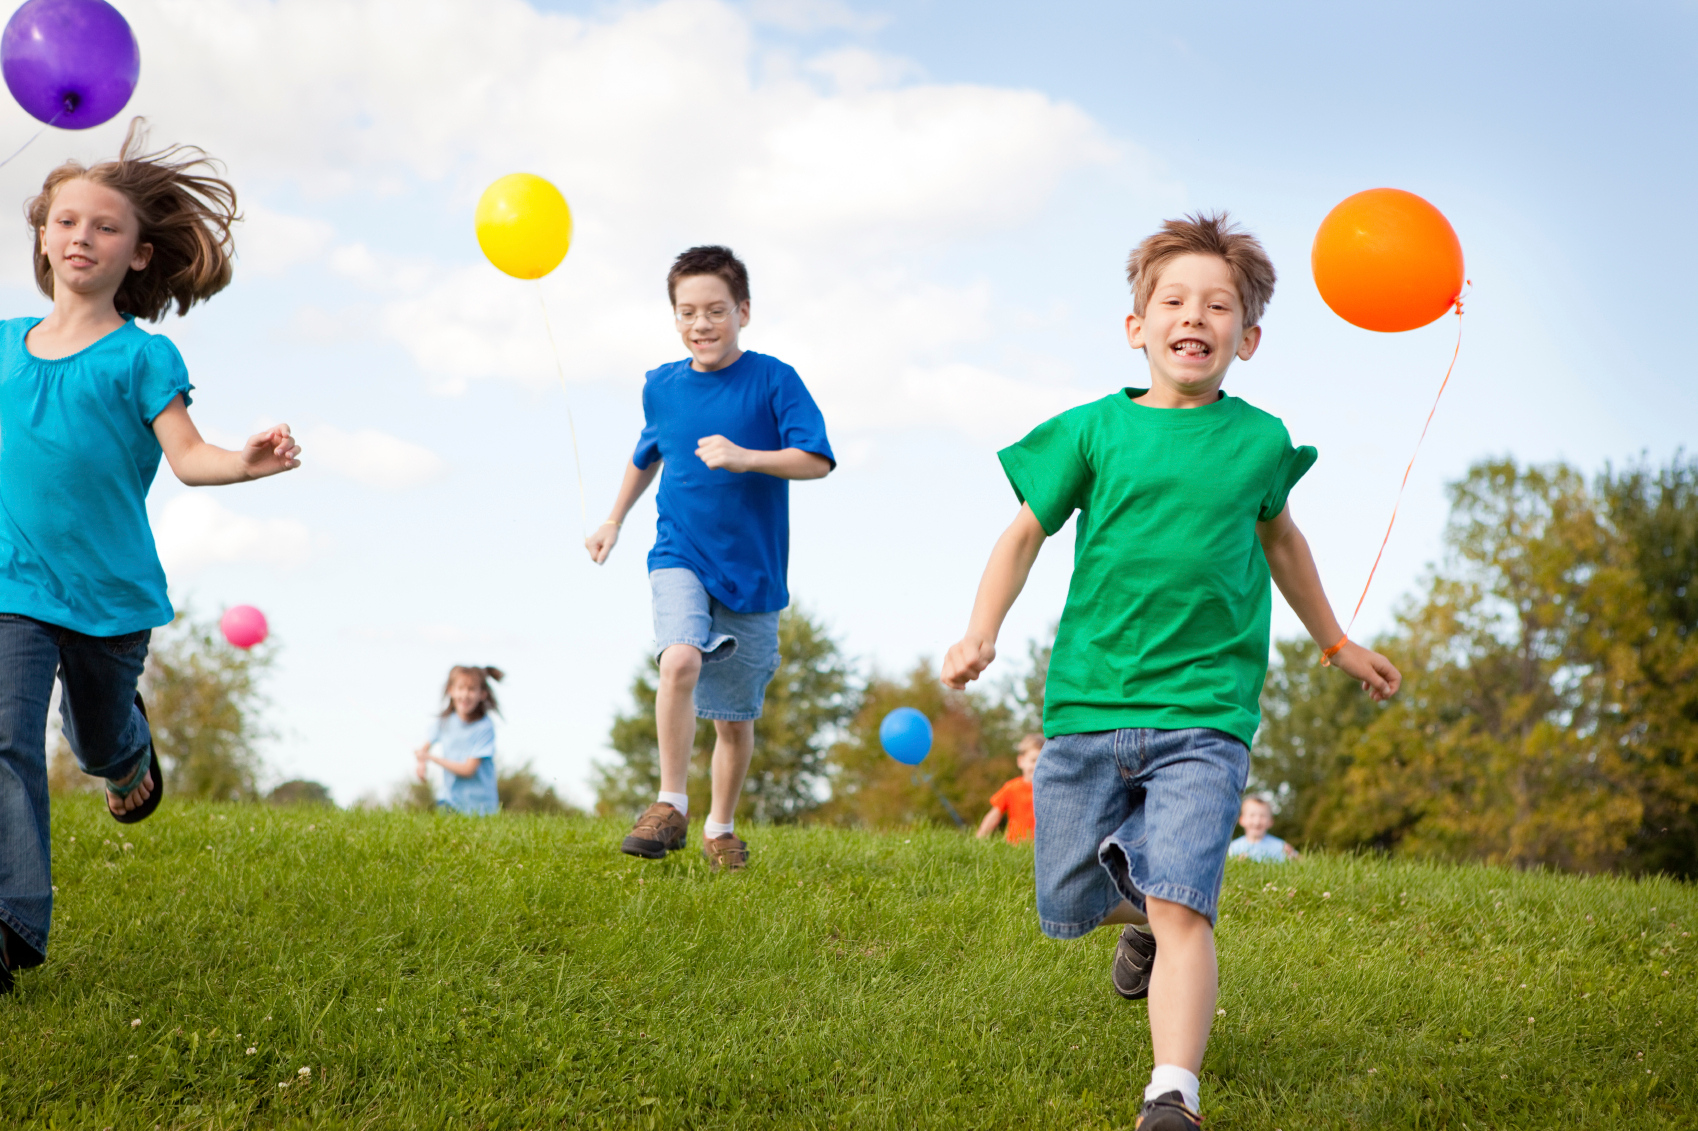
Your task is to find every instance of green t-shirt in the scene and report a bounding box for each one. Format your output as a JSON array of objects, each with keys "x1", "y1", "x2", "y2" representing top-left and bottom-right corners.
[{"x1": 999, "y1": 388, "x2": 1316, "y2": 747}]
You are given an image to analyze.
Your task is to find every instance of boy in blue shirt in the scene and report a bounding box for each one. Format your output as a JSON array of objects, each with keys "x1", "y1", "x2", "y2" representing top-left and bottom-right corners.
[
  {"x1": 1227, "y1": 795, "x2": 1299, "y2": 862},
  {"x1": 942, "y1": 214, "x2": 1399, "y2": 1127},
  {"x1": 587, "y1": 246, "x2": 833, "y2": 872}
]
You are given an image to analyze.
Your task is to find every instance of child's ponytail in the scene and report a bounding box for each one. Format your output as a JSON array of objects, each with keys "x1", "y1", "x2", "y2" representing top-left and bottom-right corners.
[{"x1": 26, "y1": 117, "x2": 239, "y2": 322}]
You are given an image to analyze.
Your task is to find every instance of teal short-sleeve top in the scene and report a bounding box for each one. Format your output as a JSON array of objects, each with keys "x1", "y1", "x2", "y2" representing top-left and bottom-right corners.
[{"x1": 0, "y1": 315, "x2": 192, "y2": 636}]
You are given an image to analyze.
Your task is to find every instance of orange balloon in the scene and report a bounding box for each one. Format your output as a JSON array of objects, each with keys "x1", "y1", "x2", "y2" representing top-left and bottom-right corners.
[{"x1": 1311, "y1": 188, "x2": 1464, "y2": 332}]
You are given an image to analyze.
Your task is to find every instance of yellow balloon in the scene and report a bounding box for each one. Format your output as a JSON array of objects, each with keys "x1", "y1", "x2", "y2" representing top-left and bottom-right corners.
[{"x1": 475, "y1": 173, "x2": 573, "y2": 279}]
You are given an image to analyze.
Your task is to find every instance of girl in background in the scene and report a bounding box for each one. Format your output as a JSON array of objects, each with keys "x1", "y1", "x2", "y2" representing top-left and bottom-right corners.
[
  {"x1": 415, "y1": 665, "x2": 503, "y2": 816},
  {"x1": 0, "y1": 120, "x2": 300, "y2": 994}
]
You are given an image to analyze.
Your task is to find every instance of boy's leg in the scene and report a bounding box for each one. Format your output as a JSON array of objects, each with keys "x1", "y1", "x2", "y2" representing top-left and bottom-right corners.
[
  {"x1": 0, "y1": 616, "x2": 71, "y2": 977},
  {"x1": 693, "y1": 600, "x2": 778, "y2": 872},
  {"x1": 654, "y1": 644, "x2": 703, "y2": 796},
  {"x1": 1144, "y1": 896, "x2": 1217, "y2": 1073}
]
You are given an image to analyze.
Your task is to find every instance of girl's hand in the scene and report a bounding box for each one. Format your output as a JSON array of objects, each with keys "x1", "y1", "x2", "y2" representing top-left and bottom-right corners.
[
  {"x1": 586, "y1": 521, "x2": 620, "y2": 564},
  {"x1": 241, "y1": 424, "x2": 302, "y2": 479},
  {"x1": 941, "y1": 635, "x2": 996, "y2": 690},
  {"x1": 696, "y1": 434, "x2": 750, "y2": 472},
  {"x1": 1330, "y1": 641, "x2": 1401, "y2": 701}
]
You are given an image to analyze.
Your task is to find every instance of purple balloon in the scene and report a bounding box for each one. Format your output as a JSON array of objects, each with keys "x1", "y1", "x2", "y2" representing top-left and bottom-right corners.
[{"x1": 2, "y1": 0, "x2": 139, "y2": 130}]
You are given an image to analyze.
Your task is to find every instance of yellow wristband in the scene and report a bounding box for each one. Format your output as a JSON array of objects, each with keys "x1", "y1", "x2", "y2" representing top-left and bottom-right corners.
[
  {"x1": 600, "y1": 520, "x2": 622, "y2": 528},
  {"x1": 1320, "y1": 635, "x2": 1347, "y2": 667}
]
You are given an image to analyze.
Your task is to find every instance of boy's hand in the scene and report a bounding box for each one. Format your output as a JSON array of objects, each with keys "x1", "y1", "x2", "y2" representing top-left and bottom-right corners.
[
  {"x1": 942, "y1": 635, "x2": 996, "y2": 690},
  {"x1": 1330, "y1": 641, "x2": 1401, "y2": 701},
  {"x1": 585, "y1": 521, "x2": 620, "y2": 564},
  {"x1": 696, "y1": 435, "x2": 751, "y2": 472},
  {"x1": 240, "y1": 424, "x2": 302, "y2": 479}
]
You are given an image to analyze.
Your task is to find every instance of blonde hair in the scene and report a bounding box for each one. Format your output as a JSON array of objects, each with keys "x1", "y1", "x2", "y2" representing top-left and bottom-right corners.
[
  {"x1": 26, "y1": 117, "x2": 239, "y2": 322},
  {"x1": 1125, "y1": 211, "x2": 1277, "y2": 329},
  {"x1": 440, "y1": 665, "x2": 505, "y2": 721}
]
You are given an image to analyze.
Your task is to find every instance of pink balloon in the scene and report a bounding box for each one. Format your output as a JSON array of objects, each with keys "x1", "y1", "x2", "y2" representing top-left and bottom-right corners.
[{"x1": 220, "y1": 605, "x2": 269, "y2": 650}]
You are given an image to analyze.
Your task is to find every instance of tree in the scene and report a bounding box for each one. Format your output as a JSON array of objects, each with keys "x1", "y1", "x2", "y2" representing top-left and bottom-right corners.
[
  {"x1": 1261, "y1": 456, "x2": 1698, "y2": 874},
  {"x1": 594, "y1": 604, "x2": 855, "y2": 822},
  {"x1": 140, "y1": 607, "x2": 273, "y2": 802},
  {"x1": 267, "y1": 780, "x2": 333, "y2": 806},
  {"x1": 818, "y1": 661, "x2": 1023, "y2": 829},
  {"x1": 498, "y1": 762, "x2": 583, "y2": 815}
]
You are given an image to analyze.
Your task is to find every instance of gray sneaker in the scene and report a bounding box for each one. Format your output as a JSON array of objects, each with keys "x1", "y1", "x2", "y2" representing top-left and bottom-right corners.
[{"x1": 1112, "y1": 924, "x2": 1157, "y2": 1000}]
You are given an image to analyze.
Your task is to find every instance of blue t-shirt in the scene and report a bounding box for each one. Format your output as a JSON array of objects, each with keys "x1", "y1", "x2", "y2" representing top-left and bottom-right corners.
[
  {"x1": 0, "y1": 316, "x2": 192, "y2": 635},
  {"x1": 634, "y1": 350, "x2": 833, "y2": 614},
  {"x1": 1229, "y1": 834, "x2": 1291, "y2": 862},
  {"x1": 429, "y1": 713, "x2": 498, "y2": 816}
]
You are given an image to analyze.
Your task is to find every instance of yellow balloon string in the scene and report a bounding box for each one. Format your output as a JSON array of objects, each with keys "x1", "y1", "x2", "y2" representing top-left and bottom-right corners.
[
  {"x1": 1332, "y1": 282, "x2": 1471, "y2": 654},
  {"x1": 535, "y1": 281, "x2": 590, "y2": 537}
]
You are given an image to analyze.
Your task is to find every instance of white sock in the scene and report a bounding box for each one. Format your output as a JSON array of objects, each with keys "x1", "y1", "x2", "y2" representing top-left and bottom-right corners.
[
  {"x1": 657, "y1": 791, "x2": 688, "y2": 816},
  {"x1": 703, "y1": 817, "x2": 735, "y2": 839},
  {"x1": 1145, "y1": 1065, "x2": 1199, "y2": 1113}
]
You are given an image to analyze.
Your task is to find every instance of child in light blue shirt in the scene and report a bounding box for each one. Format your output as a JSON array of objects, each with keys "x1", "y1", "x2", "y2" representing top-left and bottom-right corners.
[
  {"x1": 415, "y1": 665, "x2": 503, "y2": 816},
  {"x1": 1227, "y1": 795, "x2": 1300, "y2": 862}
]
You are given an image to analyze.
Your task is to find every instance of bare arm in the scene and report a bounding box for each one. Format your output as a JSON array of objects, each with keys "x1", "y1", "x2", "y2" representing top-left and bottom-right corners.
[
  {"x1": 424, "y1": 752, "x2": 484, "y2": 778},
  {"x1": 152, "y1": 396, "x2": 300, "y2": 486},
  {"x1": 695, "y1": 436, "x2": 832, "y2": 480},
  {"x1": 976, "y1": 806, "x2": 1006, "y2": 839},
  {"x1": 585, "y1": 459, "x2": 662, "y2": 564},
  {"x1": 941, "y1": 504, "x2": 1048, "y2": 690},
  {"x1": 1256, "y1": 504, "x2": 1400, "y2": 700}
]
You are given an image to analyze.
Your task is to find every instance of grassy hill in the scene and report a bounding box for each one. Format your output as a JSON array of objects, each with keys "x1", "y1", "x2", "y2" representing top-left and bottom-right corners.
[{"x1": 7, "y1": 798, "x2": 1694, "y2": 1129}]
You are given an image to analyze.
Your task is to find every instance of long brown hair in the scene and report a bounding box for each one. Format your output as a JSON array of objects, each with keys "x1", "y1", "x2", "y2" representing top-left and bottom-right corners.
[
  {"x1": 439, "y1": 665, "x2": 504, "y2": 722},
  {"x1": 26, "y1": 117, "x2": 239, "y2": 321}
]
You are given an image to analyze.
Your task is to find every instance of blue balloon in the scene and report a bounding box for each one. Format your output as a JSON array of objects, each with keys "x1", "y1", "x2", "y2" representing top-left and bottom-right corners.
[{"x1": 879, "y1": 707, "x2": 933, "y2": 766}]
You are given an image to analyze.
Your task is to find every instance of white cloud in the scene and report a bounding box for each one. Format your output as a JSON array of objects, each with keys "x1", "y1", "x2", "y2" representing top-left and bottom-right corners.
[
  {"x1": 60, "y1": 0, "x2": 1168, "y2": 434},
  {"x1": 307, "y1": 425, "x2": 448, "y2": 491},
  {"x1": 152, "y1": 494, "x2": 314, "y2": 575},
  {"x1": 236, "y1": 202, "x2": 334, "y2": 276}
]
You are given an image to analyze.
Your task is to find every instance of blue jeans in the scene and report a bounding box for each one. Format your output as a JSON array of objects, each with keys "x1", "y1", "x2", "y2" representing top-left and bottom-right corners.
[
  {"x1": 1032, "y1": 727, "x2": 1249, "y2": 938},
  {"x1": 0, "y1": 614, "x2": 152, "y2": 966}
]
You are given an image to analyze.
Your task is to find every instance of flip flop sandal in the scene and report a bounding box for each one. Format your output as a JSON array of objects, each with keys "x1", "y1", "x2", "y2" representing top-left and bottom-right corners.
[{"x1": 109, "y1": 694, "x2": 164, "y2": 826}]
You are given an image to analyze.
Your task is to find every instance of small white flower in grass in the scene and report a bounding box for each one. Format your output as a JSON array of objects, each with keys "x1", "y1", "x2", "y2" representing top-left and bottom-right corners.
[
  {"x1": 376, "y1": 1007, "x2": 383, "y2": 1012},
  {"x1": 1527, "y1": 1017, "x2": 1535, "y2": 1024},
  {"x1": 1662, "y1": 970, "x2": 1671, "y2": 977},
  {"x1": 306, "y1": 825, "x2": 316, "y2": 832},
  {"x1": 279, "y1": 1082, "x2": 289, "y2": 1089},
  {"x1": 1217, "y1": 1009, "x2": 1226, "y2": 1016},
  {"x1": 1500, "y1": 1074, "x2": 1508, "y2": 1079},
  {"x1": 1520, "y1": 983, "x2": 1528, "y2": 989},
  {"x1": 1367, "y1": 1068, "x2": 1376, "y2": 1074},
  {"x1": 1322, "y1": 892, "x2": 1331, "y2": 899},
  {"x1": 123, "y1": 843, "x2": 133, "y2": 851},
  {"x1": 130, "y1": 1018, "x2": 141, "y2": 1028},
  {"x1": 298, "y1": 1066, "x2": 311, "y2": 1077},
  {"x1": 247, "y1": 1047, "x2": 257, "y2": 1055}
]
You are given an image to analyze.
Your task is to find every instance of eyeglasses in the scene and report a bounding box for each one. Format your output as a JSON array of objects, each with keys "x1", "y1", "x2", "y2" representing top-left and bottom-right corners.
[{"x1": 674, "y1": 306, "x2": 734, "y2": 325}]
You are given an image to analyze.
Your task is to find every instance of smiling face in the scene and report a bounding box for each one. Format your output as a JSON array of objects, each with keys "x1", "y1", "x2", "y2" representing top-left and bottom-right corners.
[
  {"x1": 1125, "y1": 252, "x2": 1261, "y2": 404},
  {"x1": 39, "y1": 177, "x2": 152, "y2": 302},
  {"x1": 448, "y1": 674, "x2": 488, "y2": 721},
  {"x1": 1239, "y1": 798, "x2": 1273, "y2": 839},
  {"x1": 673, "y1": 273, "x2": 749, "y2": 372}
]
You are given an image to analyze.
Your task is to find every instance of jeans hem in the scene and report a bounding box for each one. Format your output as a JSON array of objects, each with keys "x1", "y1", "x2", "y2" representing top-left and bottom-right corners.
[
  {"x1": 0, "y1": 902, "x2": 46, "y2": 965},
  {"x1": 694, "y1": 708, "x2": 762, "y2": 722},
  {"x1": 652, "y1": 635, "x2": 737, "y2": 664}
]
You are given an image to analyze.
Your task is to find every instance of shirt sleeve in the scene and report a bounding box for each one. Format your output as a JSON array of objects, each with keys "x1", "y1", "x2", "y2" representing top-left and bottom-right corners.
[
  {"x1": 988, "y1": 781, "x2": 1013, "y2": 812},
  {"x1": 138, "y1": 333, "x2": 194, "y2": 423},
  {"x1": 770, "y1": 364, "x2": 834, "y2": 467},
  {"x1": 469, "y1": 719, "x2": 497, "y2": 760},
  {"x1": 997, "y1": 409, "x2": 1090, "y2": 536},
  {"x1": 1259, "y1": 437, "x2": 1318, "y2": 522},
  {"x1": 632, "y1": 377, "x2": 662, "y2": 470}
]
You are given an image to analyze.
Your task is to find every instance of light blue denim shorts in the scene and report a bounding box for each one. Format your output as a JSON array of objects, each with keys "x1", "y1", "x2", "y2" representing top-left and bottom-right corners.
[
  {"x1": 1032, "y1": 727, "x2": 1249, "y2": 938},
  {"x1": 650, "y1": 568, "x2": 780, "y2": 722}
]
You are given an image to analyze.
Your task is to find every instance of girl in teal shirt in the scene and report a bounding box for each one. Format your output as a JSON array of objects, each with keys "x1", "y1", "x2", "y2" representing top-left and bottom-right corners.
[{"x1": 0, "y1": 120, "x2": 302, "y2": 994}]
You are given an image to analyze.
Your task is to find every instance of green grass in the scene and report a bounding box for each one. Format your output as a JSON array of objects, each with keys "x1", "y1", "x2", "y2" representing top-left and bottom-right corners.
[{"x1": 6, "y1": 798, "x2": 1695, "y2": 1129}]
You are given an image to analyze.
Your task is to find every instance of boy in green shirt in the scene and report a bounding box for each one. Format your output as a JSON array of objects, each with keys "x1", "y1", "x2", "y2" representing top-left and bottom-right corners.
[{"x1": 942, "y1": 213, "x2": 1400, "y2": 1129}]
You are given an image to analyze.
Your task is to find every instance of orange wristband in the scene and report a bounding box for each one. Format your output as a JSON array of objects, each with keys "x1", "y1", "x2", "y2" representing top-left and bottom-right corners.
[{"x1": 1320, "y1": 635, "x2": 1347, "y2": 667}]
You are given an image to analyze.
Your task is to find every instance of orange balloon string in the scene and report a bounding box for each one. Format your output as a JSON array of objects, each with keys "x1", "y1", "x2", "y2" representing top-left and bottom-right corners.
[{"x1": 1338, "y1": 282, "x2": 1470, "y2": 643}]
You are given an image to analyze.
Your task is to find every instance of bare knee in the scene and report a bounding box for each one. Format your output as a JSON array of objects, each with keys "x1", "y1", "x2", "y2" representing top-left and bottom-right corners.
[
  {"x1": 1146, "y1": 897, "x2": 1212, "y2": 942},
  {"x1": 714, "y1": 719, "x2": 754, "y2": 752},
  {"x1": 658, "y1": 645, "x2": 702, "y2": 689}
]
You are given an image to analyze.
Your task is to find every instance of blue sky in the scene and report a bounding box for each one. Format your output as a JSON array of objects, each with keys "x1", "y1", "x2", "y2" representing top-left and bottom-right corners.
[{"x1": 5, "y1": 0, "x2": 1691, "y2": 805}]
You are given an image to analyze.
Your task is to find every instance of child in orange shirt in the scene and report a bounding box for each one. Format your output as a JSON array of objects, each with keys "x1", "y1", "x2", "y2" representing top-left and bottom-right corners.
[{"x1": 977, "y1": 734, "x2": 1042, "y2": 843}]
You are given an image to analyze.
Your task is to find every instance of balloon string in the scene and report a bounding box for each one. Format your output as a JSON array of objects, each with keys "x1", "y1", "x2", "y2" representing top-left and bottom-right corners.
[
  {"x1": 0, "y1": 106, "x2": 67, "y2": 172},
  {"x1": 1341, "y1": 283, "x2": 1470, "y2": 638},
  {"x1": 535, "y1": 281, "x2": 590, "y2": 537}
]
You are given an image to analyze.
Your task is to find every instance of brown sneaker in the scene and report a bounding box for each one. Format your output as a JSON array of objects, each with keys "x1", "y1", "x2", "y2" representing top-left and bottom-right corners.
[
  {"x1": 620, "y1": 802, "x2": 687, "y2": 859},
  {"x1": 701, "y1": 833, "x2": 749, "y2": 873}
]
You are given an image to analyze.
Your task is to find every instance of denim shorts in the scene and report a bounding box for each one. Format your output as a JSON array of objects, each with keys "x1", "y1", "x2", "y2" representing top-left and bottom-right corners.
[
  {"x1": 650, "y1": 568, "x2": 780, "y2": 721},
  {"x1": 1032, "y1": 727, "x2": 1249, "y2": 938}
]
